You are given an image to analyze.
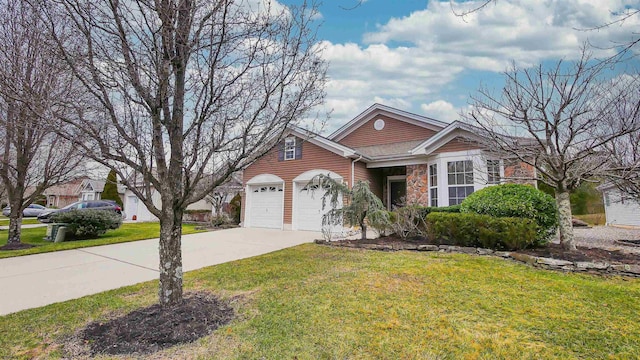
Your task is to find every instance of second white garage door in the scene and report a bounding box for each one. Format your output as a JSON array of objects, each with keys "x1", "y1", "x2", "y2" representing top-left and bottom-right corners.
[
  {"x1": 248, "y1": 184, "x2": 284, "y2": 229},
  {"x1": 295, "y1": 183, "x2": 329, "y2": 231}
]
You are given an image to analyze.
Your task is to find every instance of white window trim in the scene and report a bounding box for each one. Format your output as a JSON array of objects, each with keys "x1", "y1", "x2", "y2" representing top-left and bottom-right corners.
[
  {"x1": 428, "y1": 162, "x2": 438, "y2": 207},
  {"x1": 284, "y1": 137, "x2": 296, "y2": 161},
  {"x1": 486, "y1": 159, "x2": 503, "y2": 185}
]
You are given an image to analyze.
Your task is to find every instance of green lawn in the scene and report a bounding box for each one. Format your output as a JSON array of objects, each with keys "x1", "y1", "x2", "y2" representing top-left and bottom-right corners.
[
  {"x1": 1, "y1": 245, "x2": 638, "y2": 359},
  {"x1": 0, "y1": 218, "x2": 41, "y2": 226},
  {"x1": 0, "y1": 222, "x2": 208, "y2": 259}
]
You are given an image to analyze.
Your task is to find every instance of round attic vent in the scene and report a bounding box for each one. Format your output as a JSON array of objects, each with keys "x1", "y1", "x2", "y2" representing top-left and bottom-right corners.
[{"x1": 374, "y1": 119, "x2": 385, "y2": 130}]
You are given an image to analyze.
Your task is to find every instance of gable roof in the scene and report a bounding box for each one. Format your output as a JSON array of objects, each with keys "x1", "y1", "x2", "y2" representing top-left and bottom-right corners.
[
  {"x1": 409, "y1": 121, "x2": 482, "y2": 155},
  {"x1": 288, "y1": 125, "x2": 360, "y2": 158},
  {"x1": 329, "y1": 103, "x2": 448, "y2": 142},
  {"x1": 353, "y1": 140, "x2": 424, "y2": 160}
]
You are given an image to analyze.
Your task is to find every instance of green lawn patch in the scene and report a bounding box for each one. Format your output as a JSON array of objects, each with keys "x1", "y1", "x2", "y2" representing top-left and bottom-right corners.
[
  {"x1": 1, "y1": 245, "x2": 638, "y2": 359},
  {"x1": 0, "y1": 222, "x2": 207, "y2": 259},
  {"x1": 0, "y1": 218, "x2": 40, "y2": 226}
]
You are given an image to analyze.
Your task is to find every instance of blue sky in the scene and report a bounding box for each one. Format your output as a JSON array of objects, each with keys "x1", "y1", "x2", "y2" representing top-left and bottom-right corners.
[{"x1": 279, "y1": 0, "x2": 640, "y2": 133}]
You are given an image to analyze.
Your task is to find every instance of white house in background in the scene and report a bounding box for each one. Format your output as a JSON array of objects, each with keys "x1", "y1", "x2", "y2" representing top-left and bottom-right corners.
[
  {"x1": 123, "y1": 188, "x2": 211, "y2": 222},
  {"x1": 598, "y1": 183, "x2": 640, "y2": 227}
]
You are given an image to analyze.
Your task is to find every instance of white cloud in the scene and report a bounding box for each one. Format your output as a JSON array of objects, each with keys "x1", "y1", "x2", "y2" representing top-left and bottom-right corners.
[
  {"x1": 420, "y1": 100, "x2": 460, "y2": 122},
  {"x1": 318, "y1": 0, "x2": 639, "y2": 131}
]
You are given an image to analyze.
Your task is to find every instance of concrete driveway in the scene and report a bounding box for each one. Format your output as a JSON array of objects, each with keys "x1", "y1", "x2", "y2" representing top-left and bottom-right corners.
[{"x1": 0, "y1": 227, "x2": 319, "y2": 315}]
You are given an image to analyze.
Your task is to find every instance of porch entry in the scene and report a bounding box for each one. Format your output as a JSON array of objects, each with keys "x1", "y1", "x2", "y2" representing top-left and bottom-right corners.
[{"x1": 387, "y1": 175, "x2": 406, "y2": 210}]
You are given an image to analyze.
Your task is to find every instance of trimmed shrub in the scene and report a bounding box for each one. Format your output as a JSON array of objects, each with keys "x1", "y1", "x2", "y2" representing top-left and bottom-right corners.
[
  {"x1": 51, "y1": 209, "x2": 122, "y2": 239},
  {"x1": 102, "y1": 170, "x2": 123, "y2": 207},
  {"x1": 426, "y1": 212, "x2": 537, "y2": 250},
  {"x1": 460, "y1": 184, "x2": 557, "y2": 245},
  {"x1": 229, "y1": 193, "x2": 241, "y2": 224}
]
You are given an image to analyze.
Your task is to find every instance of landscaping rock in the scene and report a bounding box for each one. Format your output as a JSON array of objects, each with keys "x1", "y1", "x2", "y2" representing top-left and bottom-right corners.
[
  {"x1": 477, "y1": 248, "x2": 494, "y2": 255},
  {"x1": 510, "y1": 253, "x2": 537, "y2": 264},
  {"x1": 402, "y1": 244, "x2": 419, "y2": 251},
  {"x1": 494, "y1": 251, "x2": 511, "y2": 258},
  {"x1": 418, "y1": 245, "x2": 439, "y2": 251},
  {"x1": 575, "y1": 262, "x2": 609, "y2": 270},
  {"x1": 611, "y1": 264, "x2": 640, "y2": 275},
  {"x1": 572, "y1": 218, "x2": 591, "y2": 228},
  {"x1": 459, "y1": 247, "x2": 477, "y2": 254},
  {"x1": 536, "y1": 257, "x2": 573, "y2": 267}
]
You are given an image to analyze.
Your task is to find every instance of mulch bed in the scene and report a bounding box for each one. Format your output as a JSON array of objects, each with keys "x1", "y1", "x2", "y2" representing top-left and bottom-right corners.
[
  {"x1": 78, "y1": 292, "x2": 234, "y2": 356},
  {"x1": 333, "y1": 236, "x2": 640, "y2": 265},
  {"x1": 0, "y1": 242, "x2": 35, "y2": 250},
  {"x1": 519, "y1": 243, "x2": 640, "y2": 265}
]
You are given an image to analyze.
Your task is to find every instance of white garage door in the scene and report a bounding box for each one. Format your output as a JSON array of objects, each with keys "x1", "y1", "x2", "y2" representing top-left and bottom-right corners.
[
  {"x1": 295, "y1": 183, "x2": 341, "y2": 231},
  {"x1": 248, "y1": 184, "x2": 284, "y2": 229}
]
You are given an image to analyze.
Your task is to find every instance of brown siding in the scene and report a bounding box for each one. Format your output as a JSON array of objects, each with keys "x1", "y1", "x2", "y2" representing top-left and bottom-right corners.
[
  {"x1": 339, "y1": 115, "x2": 438, "y2": 148},
  {"x1": 354, "y1": 162, "x2": 383, "y2": 199},
  {"x1": 242, "y1": 136, "x2": 351, "y2": 225},
  {"x1": 430, "y1": 137, "x2": 481, "y2": 154}
]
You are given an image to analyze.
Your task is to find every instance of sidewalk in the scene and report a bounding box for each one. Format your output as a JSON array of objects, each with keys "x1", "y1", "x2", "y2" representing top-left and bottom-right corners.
[{"x1": 0, "y1": 227, "x2": 319, "y2": 315}]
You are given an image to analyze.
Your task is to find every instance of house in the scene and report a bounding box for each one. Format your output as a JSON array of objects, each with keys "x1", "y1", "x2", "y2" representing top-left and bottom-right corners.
[
  {"x1": 122, "y1": 173, "x2": 242, "y2": 222},
  {"x1": 241, "y1": 103, "x2": 536, "y2": 231},
  {"x1": 598, "y1": 183, "x2": 640, "y2": 227},
  {"x1": 43, "y1": 177, "x2": 125, "y2": 208}
]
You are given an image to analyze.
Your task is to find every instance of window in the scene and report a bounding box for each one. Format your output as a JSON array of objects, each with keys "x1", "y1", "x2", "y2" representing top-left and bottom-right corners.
[
  {"x1": 447, "y1": 160, "x2": 474, "y2": 205},
  {"x1": 429, "y1": 164, "x2": 438, "y2": 207},
  {"x1": 284, "y1": 137, "x2": 296, "y2": 160},
  {"x1": 487, "y1": 160, "x2": 501, "y2": 184}
]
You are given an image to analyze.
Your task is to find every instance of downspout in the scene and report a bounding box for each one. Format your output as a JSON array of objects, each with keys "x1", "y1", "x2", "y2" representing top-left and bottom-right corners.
[{"x1": 351, "y1": 155, "x2": 363, "y2": 189}]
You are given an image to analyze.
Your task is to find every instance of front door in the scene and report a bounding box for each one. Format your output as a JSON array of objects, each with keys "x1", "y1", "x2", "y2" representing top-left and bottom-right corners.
[{"x1": 389, "y1": 179, "x2": 406, "y2": 209}]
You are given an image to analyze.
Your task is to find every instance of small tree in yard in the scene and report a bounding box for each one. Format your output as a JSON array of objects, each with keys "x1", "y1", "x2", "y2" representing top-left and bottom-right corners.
[
  {"x1": 464, "y1": 50, "x2": 640, "y2": 251},
  {"x1": 102, "y1": 169, "x2": 123, "y2": 207},
  {"x1": 0, "y1": 0, "x2": 83, "y2": 249},
  {"x1": 310, "y1": 175, "x2": 389, "y2": 241},
  {"x1": 40, "y1": 0, "x2": 326, "y2": 306}
]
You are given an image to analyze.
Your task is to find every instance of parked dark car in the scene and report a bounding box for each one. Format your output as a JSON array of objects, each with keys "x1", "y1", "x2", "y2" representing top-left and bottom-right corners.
[
  {"x1": 37, "y1": 200, "x2": 123, "y2": 223},
  {"x1": 2, "y1": 204, "x2": 51, "y2": 217}
]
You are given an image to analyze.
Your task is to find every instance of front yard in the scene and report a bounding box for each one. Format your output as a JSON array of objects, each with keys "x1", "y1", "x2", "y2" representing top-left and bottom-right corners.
[
  {"x1": 0, "y1": 222, "x2": 208, "y2": 259},
  {"x1": 1, "y1": 244, "x2": 638, "y2": 359}
]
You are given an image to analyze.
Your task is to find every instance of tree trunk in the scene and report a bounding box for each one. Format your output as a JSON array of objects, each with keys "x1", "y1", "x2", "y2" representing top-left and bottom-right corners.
[
  {"x1": 556, "y1": 190, "x2": 576, "y2": 251},
  {"x1": 158, "y1": 208, "x2": 184, "y2": 306},
  {"x1": 360, "y1": 220, "x2": 367, "y2": 241},
  {"x1": 7, "y1": 200, "x2": 23, "y2": 245}
]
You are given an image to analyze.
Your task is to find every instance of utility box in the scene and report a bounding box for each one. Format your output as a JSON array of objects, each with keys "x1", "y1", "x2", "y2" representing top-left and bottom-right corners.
[
  {"x1": 54, "y1": 226, "x2": 67, "y2": 243},
  {"x1": 45, "y1": 223, "x2": 68, "y2": 241}
]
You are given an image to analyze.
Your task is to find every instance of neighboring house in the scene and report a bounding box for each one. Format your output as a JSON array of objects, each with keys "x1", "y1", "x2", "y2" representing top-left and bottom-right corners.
[
  {"x1": 598, "y1": 183, "x2": 640, "y2": 227},
  {"x1": 123, "y1": 174, "x2": 242, "y2": 222},
  {"x1": 43, "y1": 177, "x2": 125, "y2": 208},
  {"x1": 241, "y1": 103, "x2": 536, "y2": 232}
]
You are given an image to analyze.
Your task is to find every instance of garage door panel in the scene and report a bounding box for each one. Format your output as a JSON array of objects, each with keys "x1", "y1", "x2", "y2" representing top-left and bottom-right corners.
[
  {"x1": 248, "y1": 184, "x2": 283, "y2": 229},
  {"x1": 296, "y1": 183, "x2": 341, "y2": 231}
]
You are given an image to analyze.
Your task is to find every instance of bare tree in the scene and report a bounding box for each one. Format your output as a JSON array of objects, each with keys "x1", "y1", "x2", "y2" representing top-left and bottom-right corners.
[
  {"x1": 40, "y1": 0, "x2": 326, "y2": 305},
  {"x1": 0, "y1": 0, "x2": 83, "y2": 249},
  {"x1": 464, "y1": 50, "x2": 640, "y2": 250},
  {"x1": 604, "y1": 102, "x2": 640, "y2": 201}
]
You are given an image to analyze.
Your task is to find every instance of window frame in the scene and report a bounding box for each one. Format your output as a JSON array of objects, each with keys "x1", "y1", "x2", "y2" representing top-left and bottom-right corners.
[
  {"x1": 284, "y1": 137, "x2": 296, "y2": 161},
  {"x1": 428, "y1": 163, "x2": 438, "y2": 207},
  {"x1": 486, "y1": 159, "x2": 501, "y2": 184},
  {"x1": 447, "y1": 160, "x2": 475, "y2": 205}
]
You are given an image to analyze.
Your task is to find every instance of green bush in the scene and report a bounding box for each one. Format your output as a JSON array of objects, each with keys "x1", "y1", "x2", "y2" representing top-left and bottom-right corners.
[
  {"x1": 426, "y1": 212, "x2": 537, "y2": 250},
  {"x1": 102, "y1": 169, "x2": 123, "y2": 207},
  {"x1": 460, "y1": 184, "x2": 557, "y2": 245},
  {"x1": 51, "y1": 209, "x2": 122, "y2": 239},
  {"x1": 229, "y1": 193, "x2": 241, "y2": 224}
]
